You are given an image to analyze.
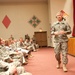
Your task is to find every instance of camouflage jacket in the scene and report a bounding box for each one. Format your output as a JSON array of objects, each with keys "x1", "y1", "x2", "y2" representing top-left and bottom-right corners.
[{"x1": 51, "y1": 21, "x2": 71, "y2": 42}]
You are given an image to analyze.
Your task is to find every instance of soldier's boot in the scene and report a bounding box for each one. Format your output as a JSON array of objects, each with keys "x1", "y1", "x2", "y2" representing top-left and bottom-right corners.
[
  {"x1": 63, "y1": 64, "x2": 68, "y2": 72},
  {"x1": 56, "y1": 61, "x2": 61, "y2": 69}
]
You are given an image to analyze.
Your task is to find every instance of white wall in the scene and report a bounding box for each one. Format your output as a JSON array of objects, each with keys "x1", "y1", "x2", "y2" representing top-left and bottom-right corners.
[
  {"x1": 0, "y1": 0, "x2": 73, "y2": 47},
  {"x1": 0, "y1": 2, "x2": 51, "y2": 46},
  {"x1": 48, "y1": 0, "x2": 52, "y2": 47}
]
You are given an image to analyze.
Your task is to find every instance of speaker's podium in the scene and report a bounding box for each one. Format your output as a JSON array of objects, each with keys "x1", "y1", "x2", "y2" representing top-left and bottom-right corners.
[{"x1": 68, "y1": 38, "x2": 75, "y2": 56}]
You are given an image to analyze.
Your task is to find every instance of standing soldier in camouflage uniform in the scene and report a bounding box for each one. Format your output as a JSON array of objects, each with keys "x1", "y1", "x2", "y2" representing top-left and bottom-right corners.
[{"x1": 51, "y1": 11, "x2": 71, "y2": 72}]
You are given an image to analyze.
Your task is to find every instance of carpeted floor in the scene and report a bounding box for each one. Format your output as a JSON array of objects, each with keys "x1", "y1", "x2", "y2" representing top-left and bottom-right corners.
[{"x1": 25, "y1": 48, "x2": 75, "y2": 75}]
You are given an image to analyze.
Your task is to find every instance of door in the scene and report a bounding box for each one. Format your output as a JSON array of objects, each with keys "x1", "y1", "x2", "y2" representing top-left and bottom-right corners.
[{"x1": 34, "y1": 31, "x2": 47, "y2": 47}]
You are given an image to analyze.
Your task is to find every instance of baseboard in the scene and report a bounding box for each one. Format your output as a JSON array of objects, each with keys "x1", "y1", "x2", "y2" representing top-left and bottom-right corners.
[{"x1": 47, "y1": 46, "x2": 54, "y2": 48}]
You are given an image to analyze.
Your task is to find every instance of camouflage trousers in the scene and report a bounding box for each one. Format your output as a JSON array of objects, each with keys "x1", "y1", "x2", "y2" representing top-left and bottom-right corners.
[{"x1": 54, "y1": 41, "x2": 68, "y2": 65}]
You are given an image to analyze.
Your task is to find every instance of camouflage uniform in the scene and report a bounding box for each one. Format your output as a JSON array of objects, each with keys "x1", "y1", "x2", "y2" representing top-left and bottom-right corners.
[
  {"x1": 0, "y1": 45, "x2": 26, "y2": 64},
  {"x1": 51, "y1": 20, "x2": 71, "y2": 64}
]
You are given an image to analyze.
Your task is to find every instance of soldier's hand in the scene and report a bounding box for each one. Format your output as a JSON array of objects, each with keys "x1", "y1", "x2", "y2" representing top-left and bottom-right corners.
[
  {"x1": 54, "y1": 31, "x2": 60, "y2": 35},
  {"x1": 59, "y1": 30, "x2": 66, "y2": 35}
]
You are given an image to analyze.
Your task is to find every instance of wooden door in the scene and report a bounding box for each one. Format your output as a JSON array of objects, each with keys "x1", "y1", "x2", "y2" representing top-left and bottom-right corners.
[{"x1": 34, "y1": 31, "x2": 47, "y2": 47}]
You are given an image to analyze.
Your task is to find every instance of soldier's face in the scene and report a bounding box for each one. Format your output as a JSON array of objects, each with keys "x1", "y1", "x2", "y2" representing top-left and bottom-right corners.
[{"x1": 56, "y1": 15, "x2": 63, "y2": 21}]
